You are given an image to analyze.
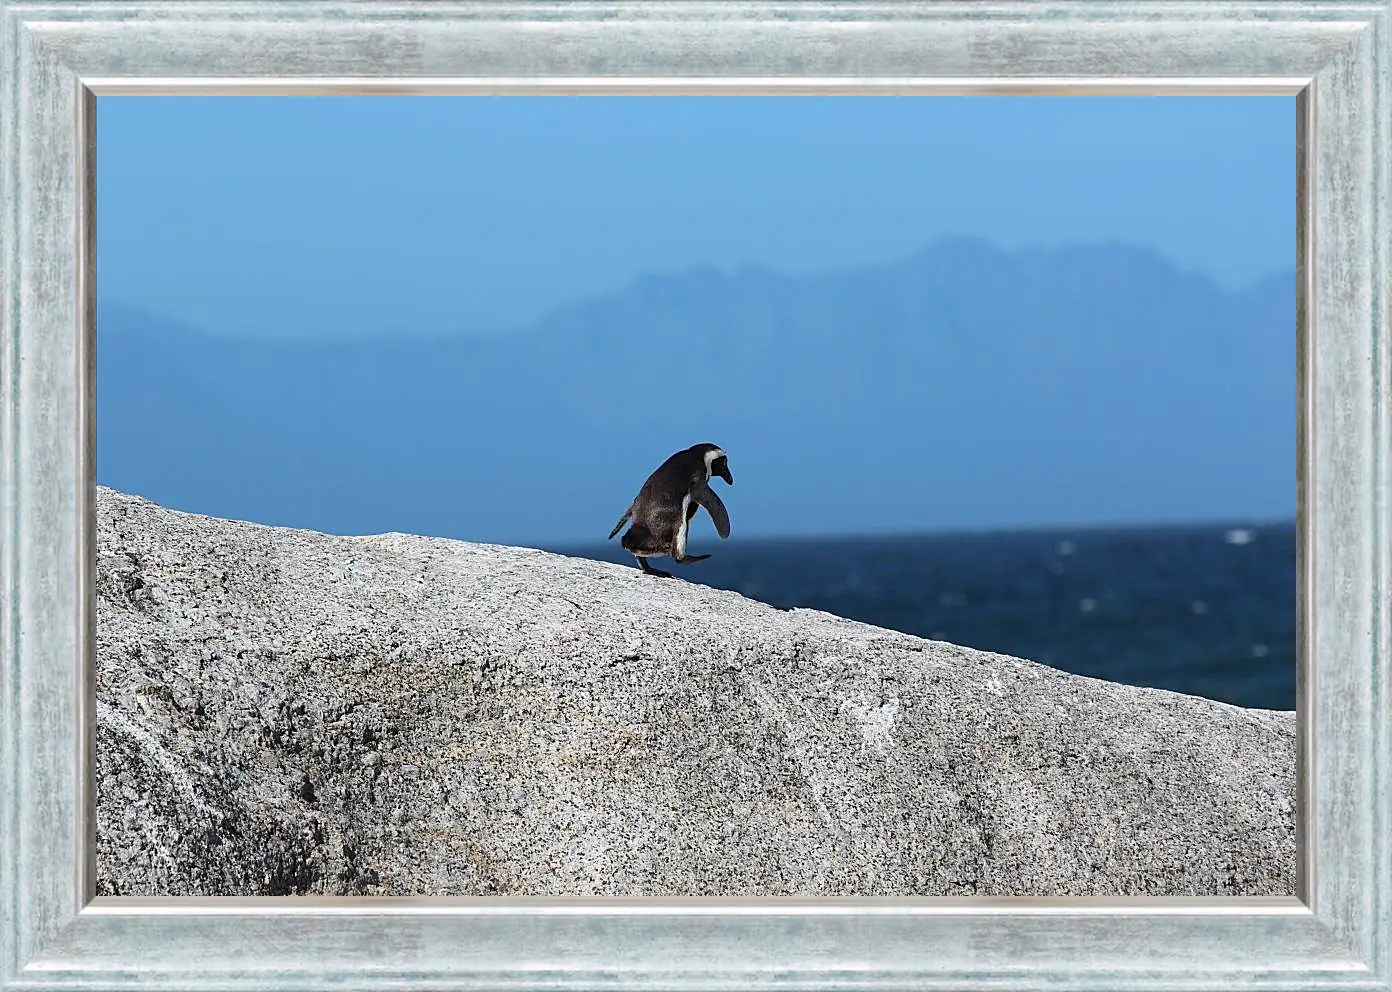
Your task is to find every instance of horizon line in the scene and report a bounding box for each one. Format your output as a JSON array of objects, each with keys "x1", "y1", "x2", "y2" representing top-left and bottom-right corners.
[{"x1": 539, "y1": 515, "x2": 1297, "y2": 551}]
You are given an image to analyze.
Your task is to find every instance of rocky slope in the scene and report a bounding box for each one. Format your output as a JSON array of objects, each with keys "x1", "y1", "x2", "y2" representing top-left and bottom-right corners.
[{"x1": 95, "y1": 486, "x2": 1296, "y2": 897}]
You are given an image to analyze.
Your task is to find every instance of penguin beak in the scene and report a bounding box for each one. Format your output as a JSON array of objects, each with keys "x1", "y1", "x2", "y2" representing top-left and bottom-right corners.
[{"x1": 719, "y1": 465, "x2": 733, "y2": 485}]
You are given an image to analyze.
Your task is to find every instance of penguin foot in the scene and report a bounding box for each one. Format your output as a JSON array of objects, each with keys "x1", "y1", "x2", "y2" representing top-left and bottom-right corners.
[
  {"x1": 636, "y1": 557, "x2": 673, "y2": 579},
  {"x1": 672, "y1": 554, "x2": 710, "y2": 566}
]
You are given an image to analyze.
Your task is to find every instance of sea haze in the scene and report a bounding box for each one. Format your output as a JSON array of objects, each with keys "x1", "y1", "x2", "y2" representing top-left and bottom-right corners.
[{"x1": 97, "y1": 237, "x2": 1294, "y2": 546}]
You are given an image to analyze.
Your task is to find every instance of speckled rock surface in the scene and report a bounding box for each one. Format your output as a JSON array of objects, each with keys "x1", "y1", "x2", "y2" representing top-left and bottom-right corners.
[{"x1": 95, "y1": 485, "x2": 1296, "y2": 897}]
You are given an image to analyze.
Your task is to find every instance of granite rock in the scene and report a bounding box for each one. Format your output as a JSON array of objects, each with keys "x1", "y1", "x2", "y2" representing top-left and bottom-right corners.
[{"x1": 95, "y1": 486, "x2": 1296, "y2": 897}]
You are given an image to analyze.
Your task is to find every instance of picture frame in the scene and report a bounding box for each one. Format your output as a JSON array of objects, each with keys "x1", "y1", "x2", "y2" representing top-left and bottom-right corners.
[{"x1": 1, "y1": 1, "x2": 1388, "y2": 989}]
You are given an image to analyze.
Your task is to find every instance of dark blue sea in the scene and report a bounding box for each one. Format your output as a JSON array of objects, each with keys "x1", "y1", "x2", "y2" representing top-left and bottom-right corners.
[{"x1": 550, "y1": 522, "x2": 1296, "y2": 712}]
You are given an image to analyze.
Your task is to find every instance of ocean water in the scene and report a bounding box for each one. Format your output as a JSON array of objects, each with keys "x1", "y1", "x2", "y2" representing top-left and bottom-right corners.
[{"x1": 551, "y1": 522, "x2": 1297, "y2": 712}]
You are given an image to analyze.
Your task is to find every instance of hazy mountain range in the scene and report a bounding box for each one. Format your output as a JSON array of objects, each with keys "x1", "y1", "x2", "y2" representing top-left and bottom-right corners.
[{"x1": 96, "y1": 237, "x2": 1295, "y2": 546}]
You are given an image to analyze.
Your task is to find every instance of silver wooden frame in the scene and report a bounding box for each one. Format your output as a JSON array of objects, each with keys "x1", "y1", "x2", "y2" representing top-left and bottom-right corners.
[{"x1": 1, "y1": 1, "x2": 1388, "y2": 989}]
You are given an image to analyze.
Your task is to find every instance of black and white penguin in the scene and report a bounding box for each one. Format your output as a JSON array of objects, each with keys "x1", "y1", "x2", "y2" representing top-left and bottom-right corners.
[{"x1": 608, "y1": 443, "x2": 733, "y2": 578}]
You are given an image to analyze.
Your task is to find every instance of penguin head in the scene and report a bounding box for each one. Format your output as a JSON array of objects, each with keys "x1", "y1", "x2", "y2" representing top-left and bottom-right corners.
[{"x1": 694, "y1": 443, "x2": 733, "y2": 485}]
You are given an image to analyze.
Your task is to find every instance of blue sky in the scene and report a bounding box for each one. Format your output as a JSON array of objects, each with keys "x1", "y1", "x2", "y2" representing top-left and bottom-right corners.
[
  {"x1": 95, "y1": 95, "x2": 1295, "y2": 539},
  {"x1": 97, "y1": 95, "x2": 1294, "y2": 340}
]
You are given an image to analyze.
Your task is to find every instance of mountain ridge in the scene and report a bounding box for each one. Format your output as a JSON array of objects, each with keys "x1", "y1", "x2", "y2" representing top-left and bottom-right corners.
[{"x1": 96, "y1": 238, "x2": 1295, "y2": 546}]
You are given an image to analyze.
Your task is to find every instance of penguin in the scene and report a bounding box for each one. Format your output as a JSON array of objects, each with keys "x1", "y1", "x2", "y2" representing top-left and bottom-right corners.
[{"x1": 608, "y1": 443, "x2": 733, "y2": 578}]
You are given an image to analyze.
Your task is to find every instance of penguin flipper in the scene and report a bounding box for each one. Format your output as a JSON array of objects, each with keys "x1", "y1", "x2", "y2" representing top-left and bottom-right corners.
[
  {"x1": 692, "y1": 480, "x2": 731, "y2": 539},
  {"x1": 607, "y1": 506, "x2": 633, "y2": 540}
]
